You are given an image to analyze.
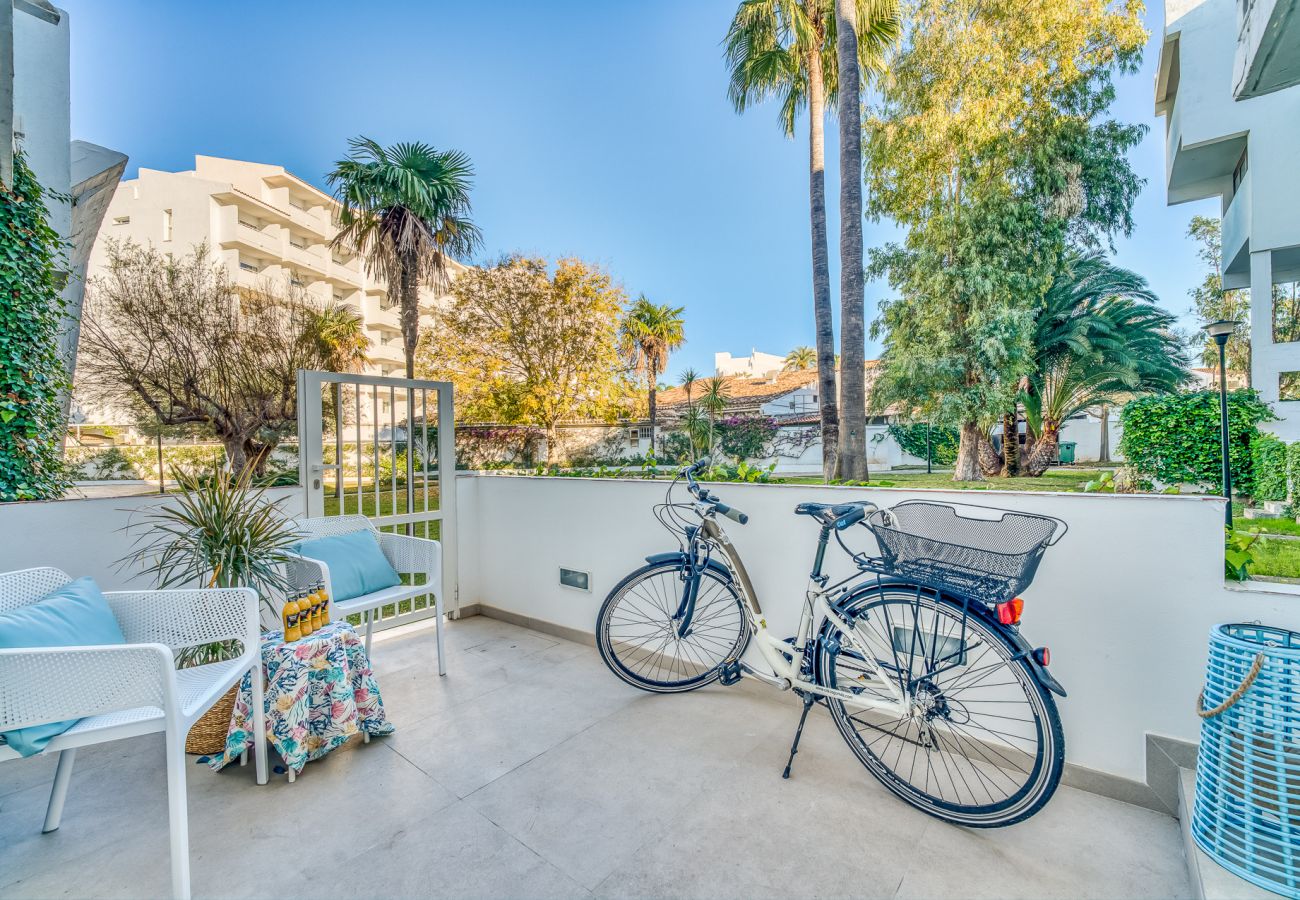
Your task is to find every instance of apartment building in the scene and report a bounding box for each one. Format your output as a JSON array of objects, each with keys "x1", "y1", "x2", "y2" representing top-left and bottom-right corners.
[
  {"x1": 1155, "y1": 0, "x2": 1300, "y2": 440},
  {"x1": 87, "y1": 154, "x2": 467, "y2": 383}
]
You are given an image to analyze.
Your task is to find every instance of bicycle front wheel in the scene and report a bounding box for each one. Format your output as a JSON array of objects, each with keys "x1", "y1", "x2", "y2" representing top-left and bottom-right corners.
[
  {"x1": 815, "y1": 585, "x2": 1064, "y2": 827},
  {"x1": 597, "y1": 560, "x2": 750, "y2": 693}
]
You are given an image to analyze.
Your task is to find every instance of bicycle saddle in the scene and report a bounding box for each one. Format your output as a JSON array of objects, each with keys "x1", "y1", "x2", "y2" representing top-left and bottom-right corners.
[{"x1": 794, "y1": 500, "x2": 874, "y2": 529}]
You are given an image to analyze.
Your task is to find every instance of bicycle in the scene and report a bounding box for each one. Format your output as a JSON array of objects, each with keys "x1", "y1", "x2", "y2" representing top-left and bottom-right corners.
[{"x1": 596, "y1": 457, "x2": 1070, "y2": 827}]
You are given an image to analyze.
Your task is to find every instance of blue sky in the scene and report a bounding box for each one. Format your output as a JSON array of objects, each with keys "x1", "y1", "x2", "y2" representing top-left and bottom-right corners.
[{"x1": 59, "y1": 0, "x2": 1214, "y2": 380}]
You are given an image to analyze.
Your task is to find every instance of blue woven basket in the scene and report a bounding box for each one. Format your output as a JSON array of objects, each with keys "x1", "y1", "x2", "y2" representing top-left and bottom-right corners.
[{"x1": 1193, "y1": 623, "x2": 1300, "y2": 898}]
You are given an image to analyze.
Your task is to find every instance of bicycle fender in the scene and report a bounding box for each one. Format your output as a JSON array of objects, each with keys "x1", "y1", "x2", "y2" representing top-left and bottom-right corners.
[{"x1": 643, "y1": 552, "x2": 734, "y2": 582}]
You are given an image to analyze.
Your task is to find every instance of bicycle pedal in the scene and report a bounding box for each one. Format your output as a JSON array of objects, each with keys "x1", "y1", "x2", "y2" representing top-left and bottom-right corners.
[{"x1": 719, "y1": 658, "x2": 743, "y2": 686}]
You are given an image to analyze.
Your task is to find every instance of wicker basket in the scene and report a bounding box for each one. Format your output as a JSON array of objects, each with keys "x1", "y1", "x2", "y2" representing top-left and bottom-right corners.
[{"x1": 185, "y1": 685, "x2": 238, "y2": 755}]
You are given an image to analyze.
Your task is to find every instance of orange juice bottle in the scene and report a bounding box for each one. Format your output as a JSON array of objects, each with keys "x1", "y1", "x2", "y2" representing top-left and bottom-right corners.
[
  {"x1": 309, "y1": 582, "x2": 324, "y2": 632},
  {"x1": 283, "y1": 592, "x2": 302, "y2": 642},
  {"x1": 320, "y1": 582, "x2": 331, "y2": 627},
  {"x1": 300, "y1": 587, "x2": 316, "y2": 637}
]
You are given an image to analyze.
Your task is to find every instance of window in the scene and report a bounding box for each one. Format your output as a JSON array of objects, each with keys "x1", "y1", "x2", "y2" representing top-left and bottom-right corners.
[
  {"x1": 290, "y1": 277, "x2": 304, "y2": 288},
  {"x1": 239, "y1": 259, "x2": 260, "y2": 273},
  {"x1": 290, "y1": 235, "x2": 307, "y2": 250},
  {"x1": 112, "y1": 215, "x2": 130, "y2": 226},
  {"x1": 289, "y1": 196, "x2": 310, "y2": 212},
  {"x1": 161, "y1": 209, "x2": 173, "y2": 241},
  {"x1": 1274, "y1": 282, "x2": 1300, "y2": 344},
  {"x1": 237, "y1": 216, "x2": 260, "y2": 230},
  {"x1": 1231, "y1": 148, "x2": 1249, "y2": 196},
  {"x1": 1282, "y1": 372, "x2": 1300, "y2": 402}
]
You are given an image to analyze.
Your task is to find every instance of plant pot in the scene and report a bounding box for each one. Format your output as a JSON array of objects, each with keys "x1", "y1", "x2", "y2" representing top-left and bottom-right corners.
[{"x1": 185, "y1": 684, "x2": 238, "y2": 756}]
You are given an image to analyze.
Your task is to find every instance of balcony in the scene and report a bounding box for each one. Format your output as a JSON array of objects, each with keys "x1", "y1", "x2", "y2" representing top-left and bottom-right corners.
[
  {"x1": 1234, "y1": 0, "x2": 1300, "y2": 99},
  {"x1": 285, "y1": 244, "x2": 329, "y2": 279},
  {"x1": 1221, "y1": 168, "x2": 1252, "y2": 288},
  {"x1": 368, "y1": 341, "x2": 405, "y2": 364}
]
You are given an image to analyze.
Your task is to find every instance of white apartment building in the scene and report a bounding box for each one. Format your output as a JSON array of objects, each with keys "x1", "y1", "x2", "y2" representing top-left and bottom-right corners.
[
  {"x1": 88, "y1": 154, "x2": 467, "y2": 385},
  {"x1": 714, "y1": 349, "x2": 787, "y2": 379},
  {"x1": 1155, "y1": 0, "x2": 1300, "y2": 440}
]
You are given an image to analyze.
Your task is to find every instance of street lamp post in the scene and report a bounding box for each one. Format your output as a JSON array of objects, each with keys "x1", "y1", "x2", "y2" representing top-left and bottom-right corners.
[{"x1": 1203, "y1": 319, "x2": 1239, "y2": 528}]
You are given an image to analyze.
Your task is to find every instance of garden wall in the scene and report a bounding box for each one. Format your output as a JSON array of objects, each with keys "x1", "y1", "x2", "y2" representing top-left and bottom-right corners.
[{"x1": 457, "y1": 474, "x2": 1300, "y2": 789}]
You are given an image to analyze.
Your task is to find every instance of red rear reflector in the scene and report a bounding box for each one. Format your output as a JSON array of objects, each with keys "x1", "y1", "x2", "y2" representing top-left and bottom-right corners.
[
  {"x1": 996, "y1": 597, "x2": 1024, "y2": 626},
  {"x1": 1033, "y1": 647, "x2": 1050, "y2": 667}
]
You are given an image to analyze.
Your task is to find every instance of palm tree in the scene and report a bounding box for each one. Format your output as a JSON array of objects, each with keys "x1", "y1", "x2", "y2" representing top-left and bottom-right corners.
[
  {"x1": 698, "y1": 376, "x2": 732, "y2": 457},
  {"x1": 620, "y1": 297, "x2": 686, "y2": 447},
  {"x1": 833, "y1": 0, "x2": 898, "y2": 481},
  {"x1": 725, "y1": 0, "x2": 897, "y2": 481},
  {"x1": 677, "y1": 367, "x2": 701, "y2": 460},
  {"x1": 302, "y1": 302, "x2": 370, "y2": 373},
  {"x1": 783, "y1": 346, "x2": 817, "y2": 371},
  {"x1": 327, "y1": 137, "x2": 481, "y2": 378},
  {"x1": 1020, "y1": 254, "x2": 1188, "y2": 476}
]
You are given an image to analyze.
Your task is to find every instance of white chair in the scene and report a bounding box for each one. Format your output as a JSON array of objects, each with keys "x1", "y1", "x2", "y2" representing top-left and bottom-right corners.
[
  {"x1": 0, "y1": 568, "x2": 268, "y2": 900},
  {"x1": 286, "y1": 515, "x2": 445, "y2": 675}
]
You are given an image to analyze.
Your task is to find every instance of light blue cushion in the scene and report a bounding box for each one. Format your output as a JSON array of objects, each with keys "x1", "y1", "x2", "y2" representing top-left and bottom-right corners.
[
  {"x1": 297, "y1": 530, "x2": 401, "y2": 603},
  {"x1": 0, "y1": 577, "x2": 127, "y2": 757}
]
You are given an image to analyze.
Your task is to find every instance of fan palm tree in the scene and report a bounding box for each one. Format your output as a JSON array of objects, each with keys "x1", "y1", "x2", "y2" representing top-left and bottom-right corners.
[
  {"x1": 302, "y1": 302, "x2": 371, "y2": 373},
  {"x1": 784, "y1": 346, "x2": 817, "y2": 371},
  {"x1": 327, "y1": 137, "x2": 481, "y2": 377},
  {"x1": 1021, "y1": 254, "x2": 1188, "y2": 476},
  {"x1": 620, "y1": 297, "x2": 686, "y2": 446},
  {"x1": 833, "y1": 0, "x2": 898, "y2": 481},
  {"x1": 725, "y1": 0, "x2": 898, "y2": 481}
]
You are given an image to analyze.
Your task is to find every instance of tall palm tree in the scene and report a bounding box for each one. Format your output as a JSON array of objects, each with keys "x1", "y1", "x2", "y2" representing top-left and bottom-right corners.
[
  {"x1": 679, "y1": 367, "x2": 700, "y2": 408},
  {"x1": 699, "y1": 376, "x2": 732, "y2": 457},
  {"x1": 620, "y1": 296, "x2": 686, "y2": 446},
  {"x1": 302, "y1": 302, "x2": 371, "y2": 373},
  {"x1": 678, "y1": 367, "x2": 701, "y2": 460},
  {"x1": 327, "y1": 137, "x2": 481, "y2": 378},
  {"x1": 1021, "y1": 254, "x2": 1188, "y2": 475},
  {"x1": 833, "y1": 0, "x2": 898, "y2": 481},
  {"x1": 784, "y1": 346, "x2": 817, "y2": 371},
  {"x1": 725, "y1": 0, "x2": 898, "y2": 481}
]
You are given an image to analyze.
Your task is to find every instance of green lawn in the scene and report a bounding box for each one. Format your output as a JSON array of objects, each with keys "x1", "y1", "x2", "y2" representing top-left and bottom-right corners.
[
  {"x1": 782, "y1": 468, "x2": 1110, "y2": 493},
  {"x1": 1232, "y1": 515, "x2": 1300, "y2": 537},
  {"x1": 1231, "y1": 516, "x2": 1300, "y2": 580}
]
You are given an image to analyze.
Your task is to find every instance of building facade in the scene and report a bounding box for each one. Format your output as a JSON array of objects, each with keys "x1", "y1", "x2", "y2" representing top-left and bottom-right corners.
[
  {"x1": 87, "y1": 155, "x2": 466, "y2": 388},
  {"x1": 1155, "y1": 0, "x2": 1300, "y2": 440}
]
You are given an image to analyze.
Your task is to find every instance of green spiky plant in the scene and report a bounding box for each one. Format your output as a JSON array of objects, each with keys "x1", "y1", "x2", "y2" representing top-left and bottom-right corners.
[{"x1": 123, "y1": 468, "x2": 301, "y2": 665}]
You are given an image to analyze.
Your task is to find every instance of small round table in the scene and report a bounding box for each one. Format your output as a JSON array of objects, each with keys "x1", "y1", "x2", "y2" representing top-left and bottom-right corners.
[{"x1": 206, "y1": 620, "x2": 393, "y2": 780}]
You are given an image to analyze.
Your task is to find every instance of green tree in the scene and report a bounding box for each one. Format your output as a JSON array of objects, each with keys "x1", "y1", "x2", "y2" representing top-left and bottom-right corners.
[
  {"x1": 301, "y1": 302, "x2": 371, "y2": 373},
  {"x1": 833, "y1": 0, "x2": 898, "y2": 481},
  {"x1": 0, "y1": 153, "x2": 69, "y2": 500},
  {"x1": 698, "y1": 376, "x2": 732, "y2": 456},
  {"x1": 1187, "y1": 215, "x2": 1251, "y2": 384},
  {"x1": 419, "y1": 256, "x2": 629, "y2": 464},
  {"x1": 865, "y1": 0, "x2": 1147, "y2": 481},
  {"x1": 619, "y1": 296, "x2": 685, "y2": 444},
  {"x1": 1019, "y1": 254, "x2": 1187, "y2": 475},
  {"x1": 327, "y1": 137, "x2": 481, "y2": 377},
  {"x1": 783, "y1": 346, "x2": 817, "y2": 370}
]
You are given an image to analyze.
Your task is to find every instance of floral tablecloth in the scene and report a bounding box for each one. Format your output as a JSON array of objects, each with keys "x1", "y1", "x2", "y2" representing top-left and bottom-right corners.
[{"x1": 206, "y1": 620, "x2": 393, "y2": 775}]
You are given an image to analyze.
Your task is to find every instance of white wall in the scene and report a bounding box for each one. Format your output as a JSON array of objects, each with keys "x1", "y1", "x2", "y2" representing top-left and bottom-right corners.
[
  {"x1": 459, "y1": 474, "x2": 1300, "y2": 785},
  {"x1": 12, "y1": 3, "x2": 70, "y2": 239},
  {"x1": 0, "y1": 488, "x2": 304, "y2": 590}
]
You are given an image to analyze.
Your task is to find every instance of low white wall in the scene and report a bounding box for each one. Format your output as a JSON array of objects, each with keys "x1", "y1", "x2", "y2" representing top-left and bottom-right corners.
[
  {"x1": 0, "y1": 488, "x2": 305, "y2": 590},
  {"x1": 460, "y1": 474, "x2": 1300, "y2": 786}
]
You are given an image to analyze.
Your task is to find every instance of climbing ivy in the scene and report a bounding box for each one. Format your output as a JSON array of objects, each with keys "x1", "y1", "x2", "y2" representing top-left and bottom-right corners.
[
  {"x1": 1118, "y1": 391, "x2": 1274, "y2": 495},
  {"x1": 882, "y1": 422, "x2": 959, "y2": 466},
  {"x1": 1252, "y1": 433, "x2": 1289, "y2": 503},
  {"x1": 0, "y1": 153, "x2": 70, "y2": 501}
]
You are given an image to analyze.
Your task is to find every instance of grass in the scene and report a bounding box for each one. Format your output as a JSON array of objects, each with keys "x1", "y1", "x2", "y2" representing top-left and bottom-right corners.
[
  {"x1": 1248, "y1": 538, "x2": 1300, "y2": 580},
  {"x1": 782, "y1": 468, "x2": 1110, "y2": 493},
  {"x1": 1232, "y1": 515, "x2": 1300, "y2": 537}
]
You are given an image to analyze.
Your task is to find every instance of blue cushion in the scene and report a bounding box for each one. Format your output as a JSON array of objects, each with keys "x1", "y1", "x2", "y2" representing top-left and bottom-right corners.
[
  {"x1": 296, "y1": 530, "x2": 401, "y2": 603},
  {"x1": 0, "y1": 577, "x2": 127, "y2": 757}
]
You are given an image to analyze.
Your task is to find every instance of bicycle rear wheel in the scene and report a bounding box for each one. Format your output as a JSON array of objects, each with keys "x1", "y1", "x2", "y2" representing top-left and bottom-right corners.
[
  {"x1": 815, "y1": 584, "x2": 1064, "y2": 827},
  {"x1": 597, "y1": 560, "x2": 750, "y2": 693}
]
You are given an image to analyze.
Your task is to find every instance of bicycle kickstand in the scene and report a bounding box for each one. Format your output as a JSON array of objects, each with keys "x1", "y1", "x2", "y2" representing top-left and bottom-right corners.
[{"x1": 782, "y1": 693, "x2": 817, "y2": 780}]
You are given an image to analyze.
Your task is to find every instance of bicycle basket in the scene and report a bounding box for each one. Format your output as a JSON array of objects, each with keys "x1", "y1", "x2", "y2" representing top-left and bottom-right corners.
[{"x1": 865, "y1": 501, "x2": 1065, "y2": 604}]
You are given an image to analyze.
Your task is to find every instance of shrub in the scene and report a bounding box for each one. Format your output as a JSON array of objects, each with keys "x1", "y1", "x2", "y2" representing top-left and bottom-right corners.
[
  {"x1": 716, "y1": 414, "x2": 777, "y2": 461},
  {"x1": 1289, "y1": 442, "x2": 1300, "y2": 502},
  {"x1": 1252, "y1": 434, "x2": 1289, "y2": 502},
  {"x1": 1119, "y1": 391, "x2": 1275, "y2": 494},
  {"x1": 0, "y1": 153, "x2": 70, "y2": 500},
  {"x1": 657, "y1": 430, "x2": 694, "y2": 465},
  {"x1": 883, "y1": 423, "x2": 959, "y2": 465}
]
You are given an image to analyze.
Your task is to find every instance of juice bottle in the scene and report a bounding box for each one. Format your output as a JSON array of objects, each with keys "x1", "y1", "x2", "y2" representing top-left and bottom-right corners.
[
  {"x1": 309, "y1": 581, "x2": 324, "y2": 632},
  {"x1": 320, "y1": 582, "x2": 331, "y2": 627},
  {"x1": 283, "y1": 592, "x2": 302, "y2": 642},
  {"x1": 299, "y1": 587, "x2": 315, "y2": 637}
]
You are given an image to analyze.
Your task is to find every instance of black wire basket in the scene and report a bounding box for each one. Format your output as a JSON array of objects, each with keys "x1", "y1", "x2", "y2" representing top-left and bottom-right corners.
[{"x1": 865, "y1": 501, "x2": 1067, "y2": 605}]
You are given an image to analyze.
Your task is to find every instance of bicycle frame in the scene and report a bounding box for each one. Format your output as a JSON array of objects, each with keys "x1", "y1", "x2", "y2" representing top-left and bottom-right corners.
[{"x1": 694, "y1": 514, "x2": 914, "y2": 717}]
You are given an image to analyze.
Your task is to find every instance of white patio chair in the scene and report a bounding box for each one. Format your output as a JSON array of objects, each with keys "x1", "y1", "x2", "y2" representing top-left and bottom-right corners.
[
  {"x1": 0, "y1": 567, "x2": 268, "y2": 900},
  {"x1": 286, "y1": 515, "x2": 445, "y2": 675}
]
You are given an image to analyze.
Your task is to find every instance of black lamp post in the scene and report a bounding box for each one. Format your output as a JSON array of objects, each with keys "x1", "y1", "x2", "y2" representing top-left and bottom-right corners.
[{"x1": 1203, "y1": 319, "x2": 1239, "y2": 527}]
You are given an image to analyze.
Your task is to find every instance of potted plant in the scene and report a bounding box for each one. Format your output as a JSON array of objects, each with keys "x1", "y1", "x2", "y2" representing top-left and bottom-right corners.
[{"x1": 123, "y1": 467, "x2": 301, "y2": 753}]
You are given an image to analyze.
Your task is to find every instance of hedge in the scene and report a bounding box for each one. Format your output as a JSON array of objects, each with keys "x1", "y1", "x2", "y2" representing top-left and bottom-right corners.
[
  {"x1": 1252, "y1": 434, "x2": 1290, "y2": 502},
  {"x1": 1291, "y1": 442, "x2": 1300, "y2": 501},
  {"x1": 1118, "y1": 391, "x2": 1275, "y2": 494},
  {"x1": 883, "y1": 423, "x2": 959, "y2": 465},
  {"x1": 0, "y1": 153, "x2": 69, "y2": 500}
]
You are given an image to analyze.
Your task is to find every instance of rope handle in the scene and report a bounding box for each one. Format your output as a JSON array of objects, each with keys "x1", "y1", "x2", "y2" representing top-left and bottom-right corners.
[{"x1": 1197, "y1": 652, "x2": 1266, "y2": 719}]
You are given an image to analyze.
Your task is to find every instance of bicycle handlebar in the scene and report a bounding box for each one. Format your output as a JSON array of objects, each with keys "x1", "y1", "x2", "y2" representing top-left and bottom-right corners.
[
  {"x1": 677, "y1": 457, "x2": 747, "y2": 525},
  {"x1": 713, "y1": 502, "x2": 748, "y2": 525}
]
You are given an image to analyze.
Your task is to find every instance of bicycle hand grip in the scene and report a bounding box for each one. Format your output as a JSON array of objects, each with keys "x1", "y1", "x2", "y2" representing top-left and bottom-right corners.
[{"x1": 715, "y1": 502, "x2": 748, "y2": 525}]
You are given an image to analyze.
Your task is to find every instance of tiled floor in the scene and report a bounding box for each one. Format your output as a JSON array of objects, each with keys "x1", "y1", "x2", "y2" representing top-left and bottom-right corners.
[{"x1": 0, "y1": 615, "x2": 1190, "y2": 899}]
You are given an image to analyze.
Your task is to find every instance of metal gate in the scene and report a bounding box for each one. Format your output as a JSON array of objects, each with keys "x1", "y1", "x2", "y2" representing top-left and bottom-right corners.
[{"x1": 296, "y1": 370, "x2": 457, "y2": 632}]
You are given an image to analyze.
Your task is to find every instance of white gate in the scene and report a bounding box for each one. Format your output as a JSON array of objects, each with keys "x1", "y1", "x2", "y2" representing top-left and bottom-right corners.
[{"x1": 296, "y1": 370, "x2": 457, "y2": 632}]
